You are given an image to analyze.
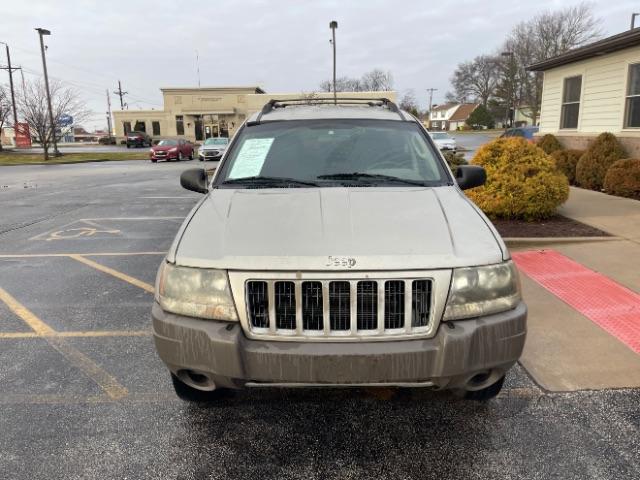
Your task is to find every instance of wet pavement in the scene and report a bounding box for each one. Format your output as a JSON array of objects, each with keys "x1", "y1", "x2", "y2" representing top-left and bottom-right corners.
[{"x1": 0, "y1": 160, "x2": 638, "y2": 479}]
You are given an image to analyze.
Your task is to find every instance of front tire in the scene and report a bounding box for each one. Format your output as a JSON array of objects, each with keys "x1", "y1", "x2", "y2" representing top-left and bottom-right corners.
[
  {"x1": 463, "y1": 375, "x2": 505, "y2": 401},
  {"x1": 171, "y1": 373, "x2": 224, "y2": 402},
  {"x1": 151, "y1": 159, "x2": 157, "y2": 163},
  {"x1": 177, "y1": 152, "x2": 183, "y2": 161}
]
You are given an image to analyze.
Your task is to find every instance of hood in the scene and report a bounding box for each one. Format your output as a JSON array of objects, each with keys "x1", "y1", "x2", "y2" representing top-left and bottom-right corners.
[
  {"x1": 200, "y1": 144, "x2": 227, "y2": 151},
  {"x1": 171, "y1": 186, "x2": 506, "y2": 271},
  {"x1": 152, "y1": 145, "x2": 176, "y2": 151}
]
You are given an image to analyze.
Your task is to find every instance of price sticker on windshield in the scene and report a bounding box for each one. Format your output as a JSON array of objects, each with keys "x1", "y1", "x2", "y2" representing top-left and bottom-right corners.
[{"x1": 228, "y1": 138, "x2": 274, "y2": 179}]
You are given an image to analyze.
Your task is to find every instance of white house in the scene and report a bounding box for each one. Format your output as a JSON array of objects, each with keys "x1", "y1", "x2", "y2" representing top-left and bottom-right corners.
[
  {"x1": 529, "y1": 27, "x2": 640, "y2": 156},
  {"x1": 428, "y1": 103, "x2": 479, "y2": 131}
]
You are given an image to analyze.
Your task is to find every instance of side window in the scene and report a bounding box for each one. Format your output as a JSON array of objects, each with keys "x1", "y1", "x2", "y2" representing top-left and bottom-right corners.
[
  {"x1": 134, "y1": 121, "x2": 146, "y2": 133},
  {"x1": 625, "y1": 63, "x2": 640, "y2": 128},
  {"x1": 176, "y1": 115, "x2": 184, "y2": 135},
  {"x1": 152, "y1": 121, "x2": 160, "y2": 136},
  {"x1": 560, "y1": 75, "x2": 582, "y2": 129},
  {"x1": 123, "y1": 121, "x2": 131, "y2": 135}
]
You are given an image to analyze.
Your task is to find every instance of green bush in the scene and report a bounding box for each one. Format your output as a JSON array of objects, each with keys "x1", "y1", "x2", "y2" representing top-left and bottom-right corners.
[
  {"x1": 442, "y1": 150, "x2": 466, "y2": 173},
  {"x1": 536, "y1": 134, "x2": 563, "y2": 154},
  {"x1": 466, "y1": 105, "x2": 495, "y2": 129},
  {"x1": 603, "y1": 158, "x2": 640, "y2": 200},
  {"x1": 551, "y1": 149, "x2": 584, "y2": 185},
  {"x1": 575, "y1": 132, "x2": 626, "y2": 190},
  {"x1": 467, "y1": 137, "x2": 569, "y2": 220}
]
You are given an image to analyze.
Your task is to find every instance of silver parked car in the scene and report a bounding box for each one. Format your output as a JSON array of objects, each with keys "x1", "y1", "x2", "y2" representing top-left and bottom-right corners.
[
  {"x1": 430, "y1": 131, "x2": 457, "y2": 151},
  {"x1": 153, "y1": 98, "x2": 526, "y2": 402},
  {"x1": 198, "y1": 137, "x2": 229, "y2": 162}
]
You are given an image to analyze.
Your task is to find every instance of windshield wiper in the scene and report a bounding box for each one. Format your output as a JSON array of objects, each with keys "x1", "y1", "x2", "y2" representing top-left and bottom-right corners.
[
  {"x1": 317, "y1": 172, "x2": 427, "y2": 186},
  {"x1": 220, "y1": 176, "x2": 319, "y2": 187}
]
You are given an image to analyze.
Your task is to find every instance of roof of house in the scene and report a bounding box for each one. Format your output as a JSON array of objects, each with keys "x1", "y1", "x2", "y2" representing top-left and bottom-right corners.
[
  {"x1": 449, "y1": 103, "x2": 479, "y2": 122},
  {"x1": 528, "y1": 28, "x2": 640, "y2": 71},
  {"x1": 431, "y1": 102, "x2": 458, "y2": 111}
]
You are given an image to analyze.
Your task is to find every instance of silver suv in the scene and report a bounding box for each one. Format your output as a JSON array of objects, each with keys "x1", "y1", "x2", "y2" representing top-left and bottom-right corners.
[{"x1": 153, "y1": 98, "x2": 526, "y2": 402}]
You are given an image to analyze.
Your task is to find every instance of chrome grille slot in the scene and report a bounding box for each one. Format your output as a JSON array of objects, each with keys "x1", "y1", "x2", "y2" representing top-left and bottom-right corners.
[
  {"x1": 329, "y1": 281, "x2": 350, "y2": 330},
  {"x1": 301, "y1": 281, "x2": 323, "y2": 330},
  {"x1": 412, "y1": 280, "x2": 431, "y2": 327},
  {"x1": 241, "y1": 275, "x2": 439, "y2": 341},
  {"x1": 357, "y1": 281, "x2": 378, "y2": 330},
  {"x1": 384, "y1": 281, "x2": 405, "y2": 329},
  {"x1": 275, "y1": 281, "x2": 296, "y2": 329},
  {"x1": 246, "y1": 281, "x2": 269, "y2": 328}
]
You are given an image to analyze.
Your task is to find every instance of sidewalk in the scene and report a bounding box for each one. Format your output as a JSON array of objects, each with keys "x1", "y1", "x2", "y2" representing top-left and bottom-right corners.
[{"x1": 514, "y1": 187, "x2": 640, "y2": 391}]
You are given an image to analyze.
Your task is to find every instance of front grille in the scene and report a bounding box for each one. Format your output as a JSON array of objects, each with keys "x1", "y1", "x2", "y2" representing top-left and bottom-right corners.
[{"x1": 245, "y1": 278, "x2": 433, "y2": 338}]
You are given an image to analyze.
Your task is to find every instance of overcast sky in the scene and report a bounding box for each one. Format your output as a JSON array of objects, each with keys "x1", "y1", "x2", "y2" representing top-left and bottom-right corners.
[{"x1": 1, "y1": 0, "x2": 637, "y2": 129}]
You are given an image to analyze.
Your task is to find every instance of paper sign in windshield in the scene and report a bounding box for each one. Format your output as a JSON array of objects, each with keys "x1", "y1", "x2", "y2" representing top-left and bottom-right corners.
[{"x1": 228, "y1": 138, "x2": 274, "y2": 178}]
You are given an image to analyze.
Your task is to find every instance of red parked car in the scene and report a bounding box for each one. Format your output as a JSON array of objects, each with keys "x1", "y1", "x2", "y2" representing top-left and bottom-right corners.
[{"x1": 150, "y1": 139, "x2": 194, "y2": 162}]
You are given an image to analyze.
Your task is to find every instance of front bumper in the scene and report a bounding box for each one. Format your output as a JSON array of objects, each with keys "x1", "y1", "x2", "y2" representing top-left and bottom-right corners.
[{"x1": 152, "y1": 302, "x2": 527, "y2": 389}]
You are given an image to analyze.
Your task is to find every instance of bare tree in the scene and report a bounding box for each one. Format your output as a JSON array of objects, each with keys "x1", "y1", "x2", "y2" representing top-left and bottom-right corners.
[
  {"x1": 399, "y1": 89, "x2": 419, "y2": 117},
  {"x1": 361, "y1": 69, "x2": 394, "y2": 91},
  {"x1": 450, "y1": 55, "x2": 500, "y2": 107},
  {"x1": 504, "y1": 2, "x2": 602, "y2": 124},
  {"x1": 0, "y1": 86, "x2": 12, "y2": 151},
  {"x1": 18, "y1": 79, "x2": 90, "y2": 160},
  {"x1": 319, "y1": 69, "x2": 393, "y2": 93}
]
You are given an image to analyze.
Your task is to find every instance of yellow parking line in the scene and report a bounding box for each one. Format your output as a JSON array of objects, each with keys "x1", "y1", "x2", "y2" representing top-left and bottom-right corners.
[
  {"x1": 0, "y1": 252, "x2": 165, "y2": 258},
  {"x1": 0, "y1": 286, "x2": 128, "y2": 400},
  {"x1": 0, "y1": 330, "x2": 151, "y2": 339},
  {"x1": 68, "y1": 254, "x2": 155, "y2": 293},
  {"x1": 0, "y1": 287, "x2": 55, "y2": 335}
]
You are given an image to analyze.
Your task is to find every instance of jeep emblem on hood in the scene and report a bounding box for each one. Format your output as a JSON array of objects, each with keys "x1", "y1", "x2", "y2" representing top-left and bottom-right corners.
[{"x1": 326, "y1": 256, "x2": 357, "y2": 268}]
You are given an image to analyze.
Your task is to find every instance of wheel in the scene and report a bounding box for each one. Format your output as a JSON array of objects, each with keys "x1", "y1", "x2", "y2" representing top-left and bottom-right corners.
[
  {"x1": 151, "y1": 159, "x2": 157, "y2": 163},
  {"x1": 199, "y1": 157, "x2": 204, "y2": 161},
  {"x1": 463, "y1": 375, "x2": 505, "y2": 401},
  {"x1": 126, "y1": 144, "x2": 130, "y2": 149},
  {"x1": 178, "y1": 152, "x2": 183, "y2": 161},
  {"x1": 189, "y1": 151, "x2": 194, "y2": 160},
  {"x1": 171, "y1": 373, "x2": 225, "y2": 402}
]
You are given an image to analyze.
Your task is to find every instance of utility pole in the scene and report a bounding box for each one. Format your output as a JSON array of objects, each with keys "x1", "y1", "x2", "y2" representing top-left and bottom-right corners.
[
  {"x1": 0, "y1": 42, "x2": 19, "y2": 131},
  {"x1": 426, "y1": 88, "x2": 437, "y2": 127},
  {"x1": 330, "y1": 21, "x2": 338, "y2": 104},
  {"x1": 501, "y1": 51, "x2": 515, "y2": 129},
  {"x1": 114, "y1": 80, "x2": 127, "y2": 110},
  {"x1": 36, "y1": 28, "x2": 59, "y2": 157},
  {"x1": 105, "y1": 89, "x2": 113, "y2": 141}
]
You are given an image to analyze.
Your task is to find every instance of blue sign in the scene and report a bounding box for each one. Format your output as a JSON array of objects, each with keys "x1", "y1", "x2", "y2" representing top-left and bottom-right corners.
[{"x1": 58, "y1": 114, "x2": 73, "y2": 127}]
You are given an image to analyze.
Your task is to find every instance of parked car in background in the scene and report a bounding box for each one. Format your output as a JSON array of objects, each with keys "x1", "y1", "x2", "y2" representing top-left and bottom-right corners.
[
  {"x1": 430, "y1": 131, "x2": 457, "y2": 151},
  {"x1": 198, "y1": 137, "x2": 229, "y2": 162},
  {"x1": 98, "y1": 136, "x2": 117, "y2": 145},
  {"x1": 150, "y1": 139, "x2": 194, "y2": 162},
  {"x1": 500, "y1": 126, "x2": 539, "y2": 142},
  {"x1": 126, "y1": 131, "x2": 153, "y2": 148}
]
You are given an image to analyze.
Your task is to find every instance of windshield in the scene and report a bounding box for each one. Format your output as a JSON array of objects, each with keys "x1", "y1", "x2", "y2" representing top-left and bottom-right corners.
[
  {"x1": 204, "y1": 137, "x2": 229, "y2": 145},
  {"x1": 431, "y1": 132, "x2": 451, "y2": 140},
  {"x1": 216, "y1": 120, "x2": 449, "y2": 188},
  {"x1": 157, "y1": 139, "x2": 178, "y2": 146}
]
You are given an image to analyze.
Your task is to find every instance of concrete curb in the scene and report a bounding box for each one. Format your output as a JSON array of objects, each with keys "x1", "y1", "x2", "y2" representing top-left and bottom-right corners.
[{"x1": 505, "y1": 236, "x2": 621, "y2": 247}]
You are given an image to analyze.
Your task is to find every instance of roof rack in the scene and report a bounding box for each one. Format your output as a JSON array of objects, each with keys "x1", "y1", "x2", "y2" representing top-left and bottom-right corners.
[{"x1": 247, "y1": 97, "x2": 406, "y2": 125}]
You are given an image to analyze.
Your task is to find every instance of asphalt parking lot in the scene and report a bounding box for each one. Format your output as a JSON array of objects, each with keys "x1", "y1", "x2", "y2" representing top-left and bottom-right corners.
[{"x1": 1, "y1": 160, "x2": 639, "y2": 479}]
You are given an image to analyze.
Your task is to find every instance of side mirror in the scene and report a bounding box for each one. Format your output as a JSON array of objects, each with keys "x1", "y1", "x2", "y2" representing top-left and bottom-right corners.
[
  {"x1": 456, "y1": 165, "x2": 486, "y2": 190},
  {"x1": 180, "y1": 168, "x2": 208, "y2": 194}
]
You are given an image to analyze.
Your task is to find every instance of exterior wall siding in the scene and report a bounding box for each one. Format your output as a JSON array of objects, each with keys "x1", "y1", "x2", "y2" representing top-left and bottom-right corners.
[{"x1": 539, "y1": 45, "x2": 640, "y2": 138}]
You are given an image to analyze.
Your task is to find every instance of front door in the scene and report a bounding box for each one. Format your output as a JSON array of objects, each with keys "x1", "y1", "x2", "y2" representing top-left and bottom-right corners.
[{"x1": 204, "y1": 124, "x2": 219, "y2": 139}]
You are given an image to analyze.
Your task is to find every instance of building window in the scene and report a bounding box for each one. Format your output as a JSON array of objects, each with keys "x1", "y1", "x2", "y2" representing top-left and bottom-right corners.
[
  {"x1": 134, "y1": 121, "x2": 146, "y2": 133},
  {"x1": 560, "y1": 75, "x2": 582, "y2": 129},
  {"x1": 440, "y1": 111, "x2": 445, "y2": 118},
  {"x1": 625, "y1": 63, "x2": 640, "y2": 128},
  {"x1": 152, "y1": 121, "x2": 160, "y2": 136},
  {"x1": 176, "y1": 115, "x2": 184, "y2": 135},
  {"x1": 123, "y1": 121, "x2": 131, "y2": 135}
]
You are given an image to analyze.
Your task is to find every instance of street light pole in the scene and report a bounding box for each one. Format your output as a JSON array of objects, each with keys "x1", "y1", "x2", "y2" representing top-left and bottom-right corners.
[
  {"x1": 501, "y1": 51, "x2": 515, "y2": 130},
  {"x1": 0, "y1": 42, "x2": 19, "y2": 132},
  {"x1": 35, "y1": 27, "x2": 59, "y2": 157},
  {"x1": 330, "y1": 21, "x2": 338, "y2": 105}
]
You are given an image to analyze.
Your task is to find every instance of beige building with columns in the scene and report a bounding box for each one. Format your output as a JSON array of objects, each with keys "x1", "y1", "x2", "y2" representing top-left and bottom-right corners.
[{"x1": 112, "y1": 87, "x2": 396, "y2": 143}]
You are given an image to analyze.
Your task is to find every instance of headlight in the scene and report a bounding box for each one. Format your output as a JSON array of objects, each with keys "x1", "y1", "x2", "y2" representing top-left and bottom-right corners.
[
  {"x1": 149, "y1": 149, "x2": 154, "y2": 154},
  {"x1": 443, "y1": 261, "x2": 521, "y2": 321},
  {"x1": 169, "y1": 147, "x2": 178, "y2": 152},
  {"x1": 155, "y1": 262, "x2": 238, "y2": 321}
]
